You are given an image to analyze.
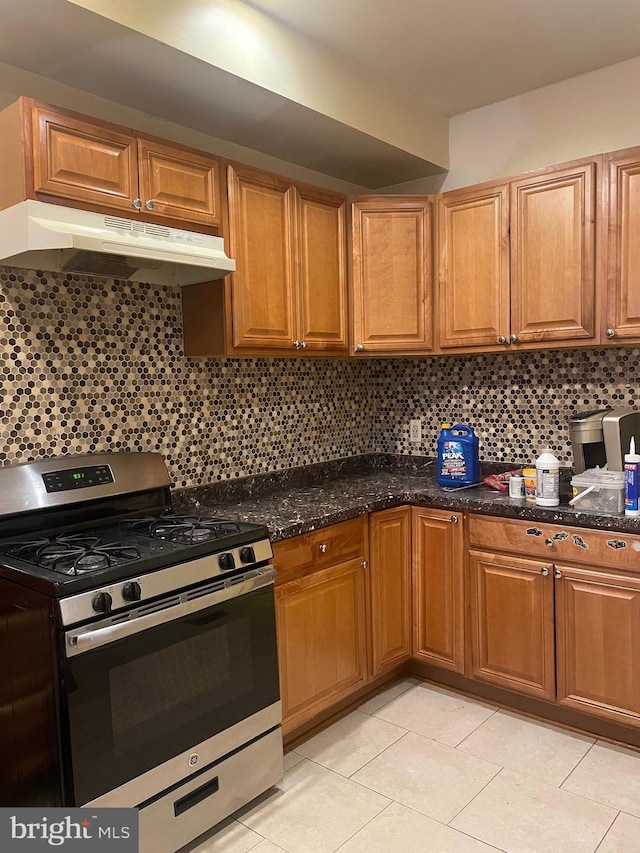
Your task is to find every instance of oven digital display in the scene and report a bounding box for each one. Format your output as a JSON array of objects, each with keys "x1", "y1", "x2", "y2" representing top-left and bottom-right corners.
[{"x1": 43, "y1": 465, "x2": 114, "y2": 493}]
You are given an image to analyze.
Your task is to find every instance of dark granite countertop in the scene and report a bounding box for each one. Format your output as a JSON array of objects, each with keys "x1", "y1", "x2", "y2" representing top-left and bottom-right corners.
[{"x1": 172, "y1": 455, "x2": 640, "y2": 542}]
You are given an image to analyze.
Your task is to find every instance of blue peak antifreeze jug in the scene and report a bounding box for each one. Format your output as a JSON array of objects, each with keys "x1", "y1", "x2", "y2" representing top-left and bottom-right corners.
[{"x1": 437, "y1": 423, "x2": 480, "y2": 487}]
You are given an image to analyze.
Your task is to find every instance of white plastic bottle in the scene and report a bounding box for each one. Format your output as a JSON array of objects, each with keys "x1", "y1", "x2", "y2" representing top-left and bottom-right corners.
[
  {"x1": 624, "y1": 437, "x2": 640, "y2": 517},
  {"x1": 535, "y1": 447, "x2": 560, "y2": 507}
]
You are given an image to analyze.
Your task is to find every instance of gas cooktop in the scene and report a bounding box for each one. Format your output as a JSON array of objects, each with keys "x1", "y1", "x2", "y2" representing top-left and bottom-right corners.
[{"x1": 0, "y1": 454, "x2": 271, "y2": 603}]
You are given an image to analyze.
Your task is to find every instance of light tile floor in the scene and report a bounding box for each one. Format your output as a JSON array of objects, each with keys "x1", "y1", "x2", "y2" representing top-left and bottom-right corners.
[{"x1": 184, "y1": 679, "x2": 640, "y2": 853}]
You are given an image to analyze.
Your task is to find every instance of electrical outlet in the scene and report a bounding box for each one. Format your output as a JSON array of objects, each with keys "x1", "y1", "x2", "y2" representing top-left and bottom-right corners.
[{"x1": 409, "y1": 419, "x2": 422, "y2": 443}]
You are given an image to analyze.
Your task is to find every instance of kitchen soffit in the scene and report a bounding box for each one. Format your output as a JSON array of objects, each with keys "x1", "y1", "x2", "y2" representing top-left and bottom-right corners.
[{"x1": 3, "y1": 1, "x2": 640, "y2": 187}]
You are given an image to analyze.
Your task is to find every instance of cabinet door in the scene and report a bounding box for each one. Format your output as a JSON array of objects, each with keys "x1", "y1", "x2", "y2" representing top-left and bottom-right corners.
[
  {"x1": 369, "y1": 507, "x2": 412, "y2": 676},
  {"x1": 31, "y1": 103, "x2": 138, "y2": 212},
  {"x1": 227, "y1": 164, "x2": 297, "y2": 351},
  {"x1": 437, "y1": 183, "x2": 510, "y2": 350},
  {"x1": 510, "y1": 159, "x2": 599, "y2": 345},
  {"x1": 412, "y1": 508, "x2": 464, "y2": 672},
  {"x1": 137, "y1": 139, "x2": 221, "y2": 228},
  {"x1": 276, "y1": 559, "x2": 368, "y2": 732},
  {"x1": 555, "y1": 564, "x2": 640, "y2": 726},
  {"x1": 468, "y1": 550, "x2": 555, "y2": 699},
  {"x1": 604, "y1": 148, "x2": 640, "y2": 342},
  {"x1": 296, "y1": 186, "x2": 348, "y2": 353},
  {"x1": 351, "y1": 196, "x2": 433, "y2": 354}
]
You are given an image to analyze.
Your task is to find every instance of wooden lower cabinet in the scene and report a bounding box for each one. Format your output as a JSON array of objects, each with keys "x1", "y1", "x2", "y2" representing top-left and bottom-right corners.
[
  {"x1": 412, "y1": 508, "x2": 464, "y2": 672},
  {"x1": 275, "y1": 559, "x2": 368, "y2": 733},
  {"x1": 468, "y1": 549, "x2": 556, "y2": 700},
  {"x1": 555, "y1": 563, "x2": 640, "y2": 725},
  {"x1": 273, "y1": 518, "x2": 369, "y2": 733},
  {"x1": 369, "y1": 507, "x2": 412, "y2": 676},
  {"x1": 274, "y1": 510, "x2": 640, "y2": 740}
]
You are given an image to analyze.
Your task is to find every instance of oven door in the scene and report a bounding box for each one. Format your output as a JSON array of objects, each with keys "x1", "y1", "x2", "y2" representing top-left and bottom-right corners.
[{"x1": 62, "y1": 568, "x2": 281, "y2": 808}]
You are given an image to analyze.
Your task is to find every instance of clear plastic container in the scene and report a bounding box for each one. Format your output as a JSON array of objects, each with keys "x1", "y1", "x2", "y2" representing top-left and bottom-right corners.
[{"x1": 570, "y1": 468, "x2": 625, "y2": 515}]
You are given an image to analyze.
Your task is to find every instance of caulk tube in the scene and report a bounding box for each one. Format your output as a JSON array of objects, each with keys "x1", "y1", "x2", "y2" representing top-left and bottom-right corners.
[{"x1": 624, "y1": 436, "x2": 640, "y2": 517}]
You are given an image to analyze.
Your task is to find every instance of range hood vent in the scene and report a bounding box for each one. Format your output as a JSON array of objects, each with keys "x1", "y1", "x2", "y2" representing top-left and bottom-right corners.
[{"x1": 0, "y1": 201, "x2": 235, "y2": 286}]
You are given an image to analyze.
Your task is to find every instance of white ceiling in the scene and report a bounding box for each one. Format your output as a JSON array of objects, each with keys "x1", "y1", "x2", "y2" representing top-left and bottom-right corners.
[{"x1": 2, "y1": 0, "x2": 640, "y2": 187}]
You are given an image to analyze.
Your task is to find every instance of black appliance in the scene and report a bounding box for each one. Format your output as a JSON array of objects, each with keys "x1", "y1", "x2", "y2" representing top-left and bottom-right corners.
[{"x1": 0, "y1": 452, "x2": 282, "y2": 853}]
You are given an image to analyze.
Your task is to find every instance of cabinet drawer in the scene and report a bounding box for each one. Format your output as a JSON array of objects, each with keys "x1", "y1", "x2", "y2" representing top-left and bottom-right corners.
[
  {"x1": 468, "y1": 514, "x2": 640, "y2": 573},
  {"x1": 273, "y1": 517, "x2": 367, "y2": 584}
]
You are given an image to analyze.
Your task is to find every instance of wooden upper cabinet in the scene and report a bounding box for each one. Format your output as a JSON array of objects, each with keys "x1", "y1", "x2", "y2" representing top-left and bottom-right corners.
[
  {"x1": 437, "y1": 183, "x2": 510, "y2": 351},
  {"x1": 296, "y1": 186, "x2": 348, "y2": 352},
  {"x1": 0, "y1": 98, "x2": 223, "y2": 229},
  {"x1": 436, "y1": 158, "x2": 600, "y2": 352},
  {"x1": 227, "y1": 164, "x2": 297, "y2": 351},
  {"x1": 31, "y1": 102, "x2": 139, "y2": 212},
  {"x1": 412, "y1": 507, "x2": 464, "y2": 673},
  {"x1": 604, "y1": 147, "x2": 640, "y2": 342},
  {"x1": 369, "y1": 507, "x2": 412, "y2": 676},
  {"x1": 510, "y1": 158, "x2": 599, "y2": 345},
  {"x1": 555, "y1": 564, "x2": 640, "y2": 726},
  {"x1": 137, "y1": 138, "x2": 221, "y2": 227},
  {"x1": 227, "y1": 164, "x2": 347, "y2": 355},
  {"x1": 351, "y1": 196, "x2": 433, "y2": 354}
]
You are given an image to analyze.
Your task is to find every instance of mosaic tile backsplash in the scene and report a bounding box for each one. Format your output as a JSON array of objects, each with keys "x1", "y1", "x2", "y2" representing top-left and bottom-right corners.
[
  {"x1": 0, "y1": 268, "x2": 372, "y2": 487},
  {"x1": 1, "y1": 265, "x2": 639, "y2": 486},
  {"x1": 375, "y1": 348, "x2": 640, "y2": 466}
]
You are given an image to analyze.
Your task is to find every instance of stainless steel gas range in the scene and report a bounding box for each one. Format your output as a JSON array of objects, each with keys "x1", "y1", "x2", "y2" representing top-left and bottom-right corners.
[{"x1": 0, "y1": 452, "x2": 283, "y2": 853}]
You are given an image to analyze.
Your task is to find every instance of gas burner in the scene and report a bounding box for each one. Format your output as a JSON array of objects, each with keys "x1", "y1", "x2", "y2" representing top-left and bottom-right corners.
[
  {"x1": 120, "y1": 513, "x2": 241, "y2": 544},
  {"x1": 0, "y1": 536, "x2": 141, "y2": 576}
]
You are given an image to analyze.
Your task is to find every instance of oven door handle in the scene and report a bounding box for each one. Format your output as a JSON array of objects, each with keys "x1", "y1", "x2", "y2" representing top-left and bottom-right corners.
[{"x1": 66, "y1": 567, "x2": 276, "y2": 657}]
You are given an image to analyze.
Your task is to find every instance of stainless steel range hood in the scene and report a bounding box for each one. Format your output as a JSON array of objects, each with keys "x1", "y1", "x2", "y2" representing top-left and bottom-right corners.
[{"x1": 0, "y1": 200, "x2": 235, "y2": 286}]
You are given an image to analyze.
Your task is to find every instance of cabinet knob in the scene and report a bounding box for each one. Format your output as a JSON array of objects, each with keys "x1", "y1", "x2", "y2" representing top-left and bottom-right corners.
[
  {"x1": 545, "y1": 538, "x2": 554, "y2": 547},
  {"x1": 498, "y1": 335, "x2": 507, "y2": 344},
  {"x1": 360, "y1": 560, "x2": 368, "y2": 569},
  {"x1": 145, "y1": 199, "x2": 155, "y2": 211},
  {"x1": 540, "y1": 567, "x2": 549, "y2": 576},
  {"x1": 509, "y1": 333, "x2": 518, "y2": 343},
  {"x1": 554, "y1": 568, "x2": 563, "y2": 579},
  {"x1": 355, "y1": 343, "x2": 364, "y2": 352},
  {"x1": 132, "y1": 198, "x2": 142, "y2": 210},
  {"x1": 300, "y1": 341, "x2": 307, "y2": 349},
  {"x1": 318, "y1": 543, "x2": 327, "y2": 553},
  {"x1": 606, "y1": 328, "x2": 615, "y2": 338},
  {"x1": 293, "y1": 340, "x2": 301, "y2": 349},
  {"x1": 450, "y1": 515, "x2": 459, "y2": 524}
]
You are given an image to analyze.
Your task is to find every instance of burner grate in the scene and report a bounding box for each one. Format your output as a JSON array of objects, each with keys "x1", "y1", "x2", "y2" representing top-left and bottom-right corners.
[
  {"x1": 120, "y1": 513, "x2": 241, "y2": 544},
  {"x1": 1, "y1": 536, "x2": 141, "y2": 575}
]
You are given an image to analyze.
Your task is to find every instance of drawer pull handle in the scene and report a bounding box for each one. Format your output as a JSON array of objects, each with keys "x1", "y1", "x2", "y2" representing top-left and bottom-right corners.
[
  {"x1": 540, "y1": 567, "x2": 549, "y2": 576},
  {"x1": 318, "y1": 544, "x2": 327, "y2": 553},
  {"x1": 545, "y1": 538, "x2": 554, "y2": 547}
]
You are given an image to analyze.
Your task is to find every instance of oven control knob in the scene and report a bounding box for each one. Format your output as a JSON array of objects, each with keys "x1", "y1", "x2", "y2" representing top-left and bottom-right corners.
[
  {"x1": 218, "y1": 552, "x2": 236, "y2": 571},
  {"x1": 92, "y1": 592, "x2": 113, "y2": 613},
  {"x1": 239, "y1": 546, "x2": 256, "y2": 564},
  {"x1": 122, "y1": 581, "x2": 142, "y2": 602}
]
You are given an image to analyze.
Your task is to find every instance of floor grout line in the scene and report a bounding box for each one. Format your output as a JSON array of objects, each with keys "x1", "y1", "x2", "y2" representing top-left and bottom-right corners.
[
  {"x1": 331, "y1": 800, "x2": 396, "y2": 852},
  {"x1": 445, "y1": 762, "x2": 504, "y2": 828}
]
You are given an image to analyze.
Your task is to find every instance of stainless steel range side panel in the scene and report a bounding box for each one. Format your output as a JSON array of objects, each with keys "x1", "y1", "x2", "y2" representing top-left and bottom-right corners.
[{"x1": 0, "y1": 452, "x2": 170, "y2": 516}]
